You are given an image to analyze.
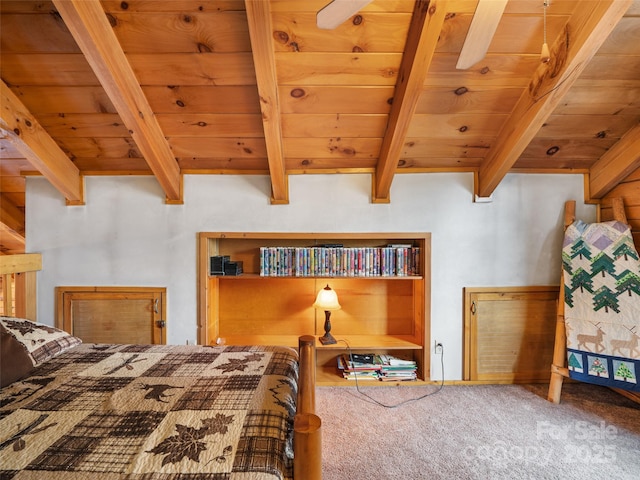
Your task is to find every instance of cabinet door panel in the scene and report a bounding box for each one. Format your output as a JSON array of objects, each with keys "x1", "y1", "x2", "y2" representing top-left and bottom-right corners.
[
  {"x1": 56, "y1": 287, "x2": 166, "y2": 344},
  {"x1": 464, "y1": 287, "x2": 556, "y2": 382}
]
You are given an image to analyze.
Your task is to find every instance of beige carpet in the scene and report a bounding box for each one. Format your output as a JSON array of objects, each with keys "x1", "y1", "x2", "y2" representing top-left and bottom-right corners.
[{"x1": 316, "y1": 382, "x2": 640, "y2": 479}]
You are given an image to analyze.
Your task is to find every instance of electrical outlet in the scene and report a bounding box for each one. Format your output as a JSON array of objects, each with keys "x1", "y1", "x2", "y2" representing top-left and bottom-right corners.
[{"x1": 434, "y1": 341, "x2": 443, "y2": 354}]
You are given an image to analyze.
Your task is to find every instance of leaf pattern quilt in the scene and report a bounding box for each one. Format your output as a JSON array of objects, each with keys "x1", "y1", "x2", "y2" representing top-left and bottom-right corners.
[
  {"x1": 0, "y1": 343, "x2": 299, "y2": 479},
  {"x1": 563, "y1": 219, "x2": 640, "y2": 391}
]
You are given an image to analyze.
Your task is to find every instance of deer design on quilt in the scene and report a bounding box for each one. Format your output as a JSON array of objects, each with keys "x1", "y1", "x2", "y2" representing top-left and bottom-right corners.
[
  {"x1": 610, "y1": 325, "x2": 640, "y2": 358},
  {"x1": 576, "y1": 322, "x2": 606, "y2": 353}
]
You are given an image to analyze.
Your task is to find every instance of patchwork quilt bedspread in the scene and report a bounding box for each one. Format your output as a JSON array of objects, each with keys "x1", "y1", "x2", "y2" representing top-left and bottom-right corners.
[
  {"x1": 0, "y1": 343, "x2": 299, "y2": 479},
  {"x1": 563, "y1": 220, "x2": 640, "y2": 391}
]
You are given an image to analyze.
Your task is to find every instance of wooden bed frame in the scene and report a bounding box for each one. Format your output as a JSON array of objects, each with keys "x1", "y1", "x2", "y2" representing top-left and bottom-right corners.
[
  {"x1": 548, "y1": 199, "x2": 640, "y2": 405},
  {"x1": 0, "y1": 253, "x2": 322, "y2": 479}
]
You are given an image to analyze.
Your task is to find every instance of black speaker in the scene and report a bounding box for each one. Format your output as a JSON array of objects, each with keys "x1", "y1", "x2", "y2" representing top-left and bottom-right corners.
[{"x1": 210, "y1": 255, "x2": 230, "y2": 275}]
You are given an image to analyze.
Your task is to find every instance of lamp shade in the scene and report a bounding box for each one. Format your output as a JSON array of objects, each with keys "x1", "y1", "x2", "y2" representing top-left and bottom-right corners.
[{"x1": 313, "y1": 285, "x2": 341, "y2": 311}]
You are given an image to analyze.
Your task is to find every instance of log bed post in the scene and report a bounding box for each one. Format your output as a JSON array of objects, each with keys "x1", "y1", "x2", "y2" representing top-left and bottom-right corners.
[{"x1": 294, "y1": 335, "x2": 321, "y2": 479}]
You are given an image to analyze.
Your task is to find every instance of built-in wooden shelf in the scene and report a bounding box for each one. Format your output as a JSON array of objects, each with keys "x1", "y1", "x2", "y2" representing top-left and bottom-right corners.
[
  {"x1": 210, "y1": 273, "x2": 424, "y2": 280},
  {"x1": 316, "y1": 365, "x2": 433, "y2": 387},
  {"x1": 197, "y1": 232, "x2": 431, "y2": 385},
  {"x1": 315, "y1": 334, "x2": 422, "y2": 350},
  {"x1": 215, "y1": 334, "x2": 422, "y2": 350}
]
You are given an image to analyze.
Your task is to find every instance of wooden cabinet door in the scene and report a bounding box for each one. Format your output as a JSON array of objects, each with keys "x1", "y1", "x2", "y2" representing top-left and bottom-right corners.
[
  {"x1": 464, "y1": 286, "x2": 557, "y2": 383},
  {"x1": 56, "y1": 287, "x2": 166, "y2": 344}
]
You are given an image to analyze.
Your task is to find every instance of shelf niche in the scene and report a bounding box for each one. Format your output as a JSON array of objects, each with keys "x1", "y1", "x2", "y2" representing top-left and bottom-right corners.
[{"x1": 197, "y1": 232, "x2": 431, "y2": 385}]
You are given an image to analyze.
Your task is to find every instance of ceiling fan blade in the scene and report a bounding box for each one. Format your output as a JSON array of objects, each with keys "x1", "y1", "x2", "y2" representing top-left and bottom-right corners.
[
  {"x1": 456, "y1": 0, "x2": 508, "y2": 70},
  {"x1": 317, "y1": 0, "x2": 374, "y2": 29}
]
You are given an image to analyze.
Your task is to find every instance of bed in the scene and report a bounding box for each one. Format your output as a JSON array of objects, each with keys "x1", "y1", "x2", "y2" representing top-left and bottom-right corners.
[
  {"x1": 549, "y1": 199, "x2": 640, "y2": 404},
  {"x1": 0, "y1": 254, "x2": 321, "y2": 479}
]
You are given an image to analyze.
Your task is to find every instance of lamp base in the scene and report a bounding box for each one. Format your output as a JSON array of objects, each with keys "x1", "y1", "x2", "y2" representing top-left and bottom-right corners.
[{"x1": 319, "y1": 333, "x2": 337, "y2": 345}]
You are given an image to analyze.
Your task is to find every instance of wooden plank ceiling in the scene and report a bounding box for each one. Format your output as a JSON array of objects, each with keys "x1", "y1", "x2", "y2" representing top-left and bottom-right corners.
[{"x1": 1, "y1": 0, "x2": 639, "y2": 254}]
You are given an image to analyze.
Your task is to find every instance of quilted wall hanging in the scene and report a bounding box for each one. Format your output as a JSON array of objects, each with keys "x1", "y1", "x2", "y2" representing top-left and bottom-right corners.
[{"x1": 563, "y1": 219, "x2": 640, "y2": 391}]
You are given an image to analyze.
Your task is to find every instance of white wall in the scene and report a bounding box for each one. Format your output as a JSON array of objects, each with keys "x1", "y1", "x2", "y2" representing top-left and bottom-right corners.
[{"x1": 27, "y1": 172, "x2": 596, "y2": 380}]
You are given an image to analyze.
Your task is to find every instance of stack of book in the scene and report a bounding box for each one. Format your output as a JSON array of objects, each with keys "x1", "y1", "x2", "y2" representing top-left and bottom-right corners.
[
  {"x1": 337, "y1": 353, "x2": 417, "y2": 381},
  {"x1": 337, "y1": 353, "x2": 381, "y2": 380},
  {"x1": 377, "y1": 354, "x2": 418, "y2": 382}
]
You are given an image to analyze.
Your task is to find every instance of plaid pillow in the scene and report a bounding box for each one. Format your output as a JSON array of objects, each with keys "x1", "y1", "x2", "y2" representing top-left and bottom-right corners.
[
  {"x1": 1, "y1": 322, "x2": 34, "y2": 387},
  {"x1": 0, "y1": 316, "x2": 81, "y2": 366}
]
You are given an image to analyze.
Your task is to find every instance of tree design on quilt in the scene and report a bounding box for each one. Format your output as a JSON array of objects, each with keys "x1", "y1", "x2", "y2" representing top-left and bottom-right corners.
[
  {"x1": 570, "y1": 268, "x2": 593, "y2": 294},
  {"x1": 568, "y1": 352, "x2": 583, "y2": 372},
  {"x1": 615, "y1": 363, "x2": 635, "y2": 382},
  {"x1": 588, "y1": 357, "x2": 608, "y2": 377},
  {"x1": 563, "y1": 222, "x2": 640, "y2": 314},
  {"x1": 593, "y1": 286, "x2": 620, "y2": 313},
  {"x1": 591, "y1": 252, "x2": 616, "y2": 278},
  {"x1": 570, "y1": 239, "x2": 592, "y2": 260},
  {"x1": 616, "y1": 270, "x2": 640, "y2": 298},
  {"x1": 613, "y1": 241, "x2": 638, "y2": 262},
  {"x1": 147, "y1": 414, "x2": 234, "y2": 465}
]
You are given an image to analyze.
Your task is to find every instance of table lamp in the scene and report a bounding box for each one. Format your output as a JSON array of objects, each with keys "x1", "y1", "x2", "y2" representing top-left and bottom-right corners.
[{"x1": 313, "y1": 284, "x2": 341, "y2": 345}]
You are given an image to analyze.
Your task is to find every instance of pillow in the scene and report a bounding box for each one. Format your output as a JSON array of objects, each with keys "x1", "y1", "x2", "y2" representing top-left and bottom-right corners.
[
  {"x1": 0, "y1": 317, "x2": 81, "y2": 387},
  {"x1": 1, "y1": 323, "x2": 34, "y2": 388}
]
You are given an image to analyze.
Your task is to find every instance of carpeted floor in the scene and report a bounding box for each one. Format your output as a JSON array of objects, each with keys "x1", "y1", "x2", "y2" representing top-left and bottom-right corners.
[{"x1": 316, "y1": 382, "x2": 640, "y2": 479}]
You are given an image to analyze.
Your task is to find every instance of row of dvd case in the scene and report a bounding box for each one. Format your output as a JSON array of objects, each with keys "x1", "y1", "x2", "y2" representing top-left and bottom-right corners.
[{"x1": 259, "y1": 245, "x2": 420, "y2": 277}]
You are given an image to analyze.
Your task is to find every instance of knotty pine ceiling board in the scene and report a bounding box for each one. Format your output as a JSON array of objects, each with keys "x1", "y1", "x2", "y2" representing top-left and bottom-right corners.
[
  {"x1": 273, "y1": 3, "x2": 412, "y2": 173},
  {"x1": 421, "y1": 0, "x2": 574, "y2": 176},
  {"x1": 178, "y1": 157, "x2": 269, "y2": 173},
  {"x1": 285, "y1": 157, "x2": 379, "y2": 173},
  {"x1": 1, "y1": 0, "x2": 639, "y2": 254},
  {"x1": 537, "y1": 114, "x2": 640, "y2": 140},
  {"x1": 553, "y1": 85, "x2": 640, "y2": 116},
  {"x1": 281, "y1": 114, "x2": 389, "y2": 138},
  {"x1": 142, "y1": 85, "x2": 261, "y2": 114},
  {"x1": 9, "y1": 86, "x2": 118, "y2": 114},
  {"x1": 106, "y1": 10, "x2": 252, "y2": 53},
  {"x1": 0, "y1": 3, "x2": 134, "y2": 195},
  {"x1": 54, "y1": 137, "x2": 142, "y2": 159},
  {"x1": 100, "y1": 0, "x2": 267, "y2": 171},
  {"x1": 71, "y1": 157, "x2": 153, "y2": 174},
  {"x1": 0, "y1": 12, "x2": 80, "y2": 53},
  {"x1": 519, "y1": 9, "x2": 640, "y2": 175}
]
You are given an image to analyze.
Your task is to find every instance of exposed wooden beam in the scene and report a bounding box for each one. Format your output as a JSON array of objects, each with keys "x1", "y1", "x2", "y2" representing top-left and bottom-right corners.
[
  {"x1": 476, "y1": 0, "x2": 631, "y2": 199},
  {"x1": 589, "y1": 123, "x2": 640, "y2": 199},
  {"x1": 0, "y1": 193, "x2": 25, "y2": 237},
  {"x1": 373, "y1": 0, "x2": 447, "y2": 203},
  {"x1": 0, "y1": 80, "x2": 83, "y2": 203},
  {"x1": 245, "y1": 0, "x2": 288, "y2": 204},
  {"x1": 0, "y1": 193, "x2": 26, "y2": 254},
  {"x1": 52, "y1": 0, "x2": 182, "y2": 203},
  {"x1": 0, "y1": 222, "x2": 26, "y2": 251}
]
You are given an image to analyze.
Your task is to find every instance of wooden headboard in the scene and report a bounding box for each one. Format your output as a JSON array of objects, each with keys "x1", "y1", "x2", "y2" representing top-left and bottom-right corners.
[{"x1": 0, "y1": 253, "x2": 42, "y2": 321}]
